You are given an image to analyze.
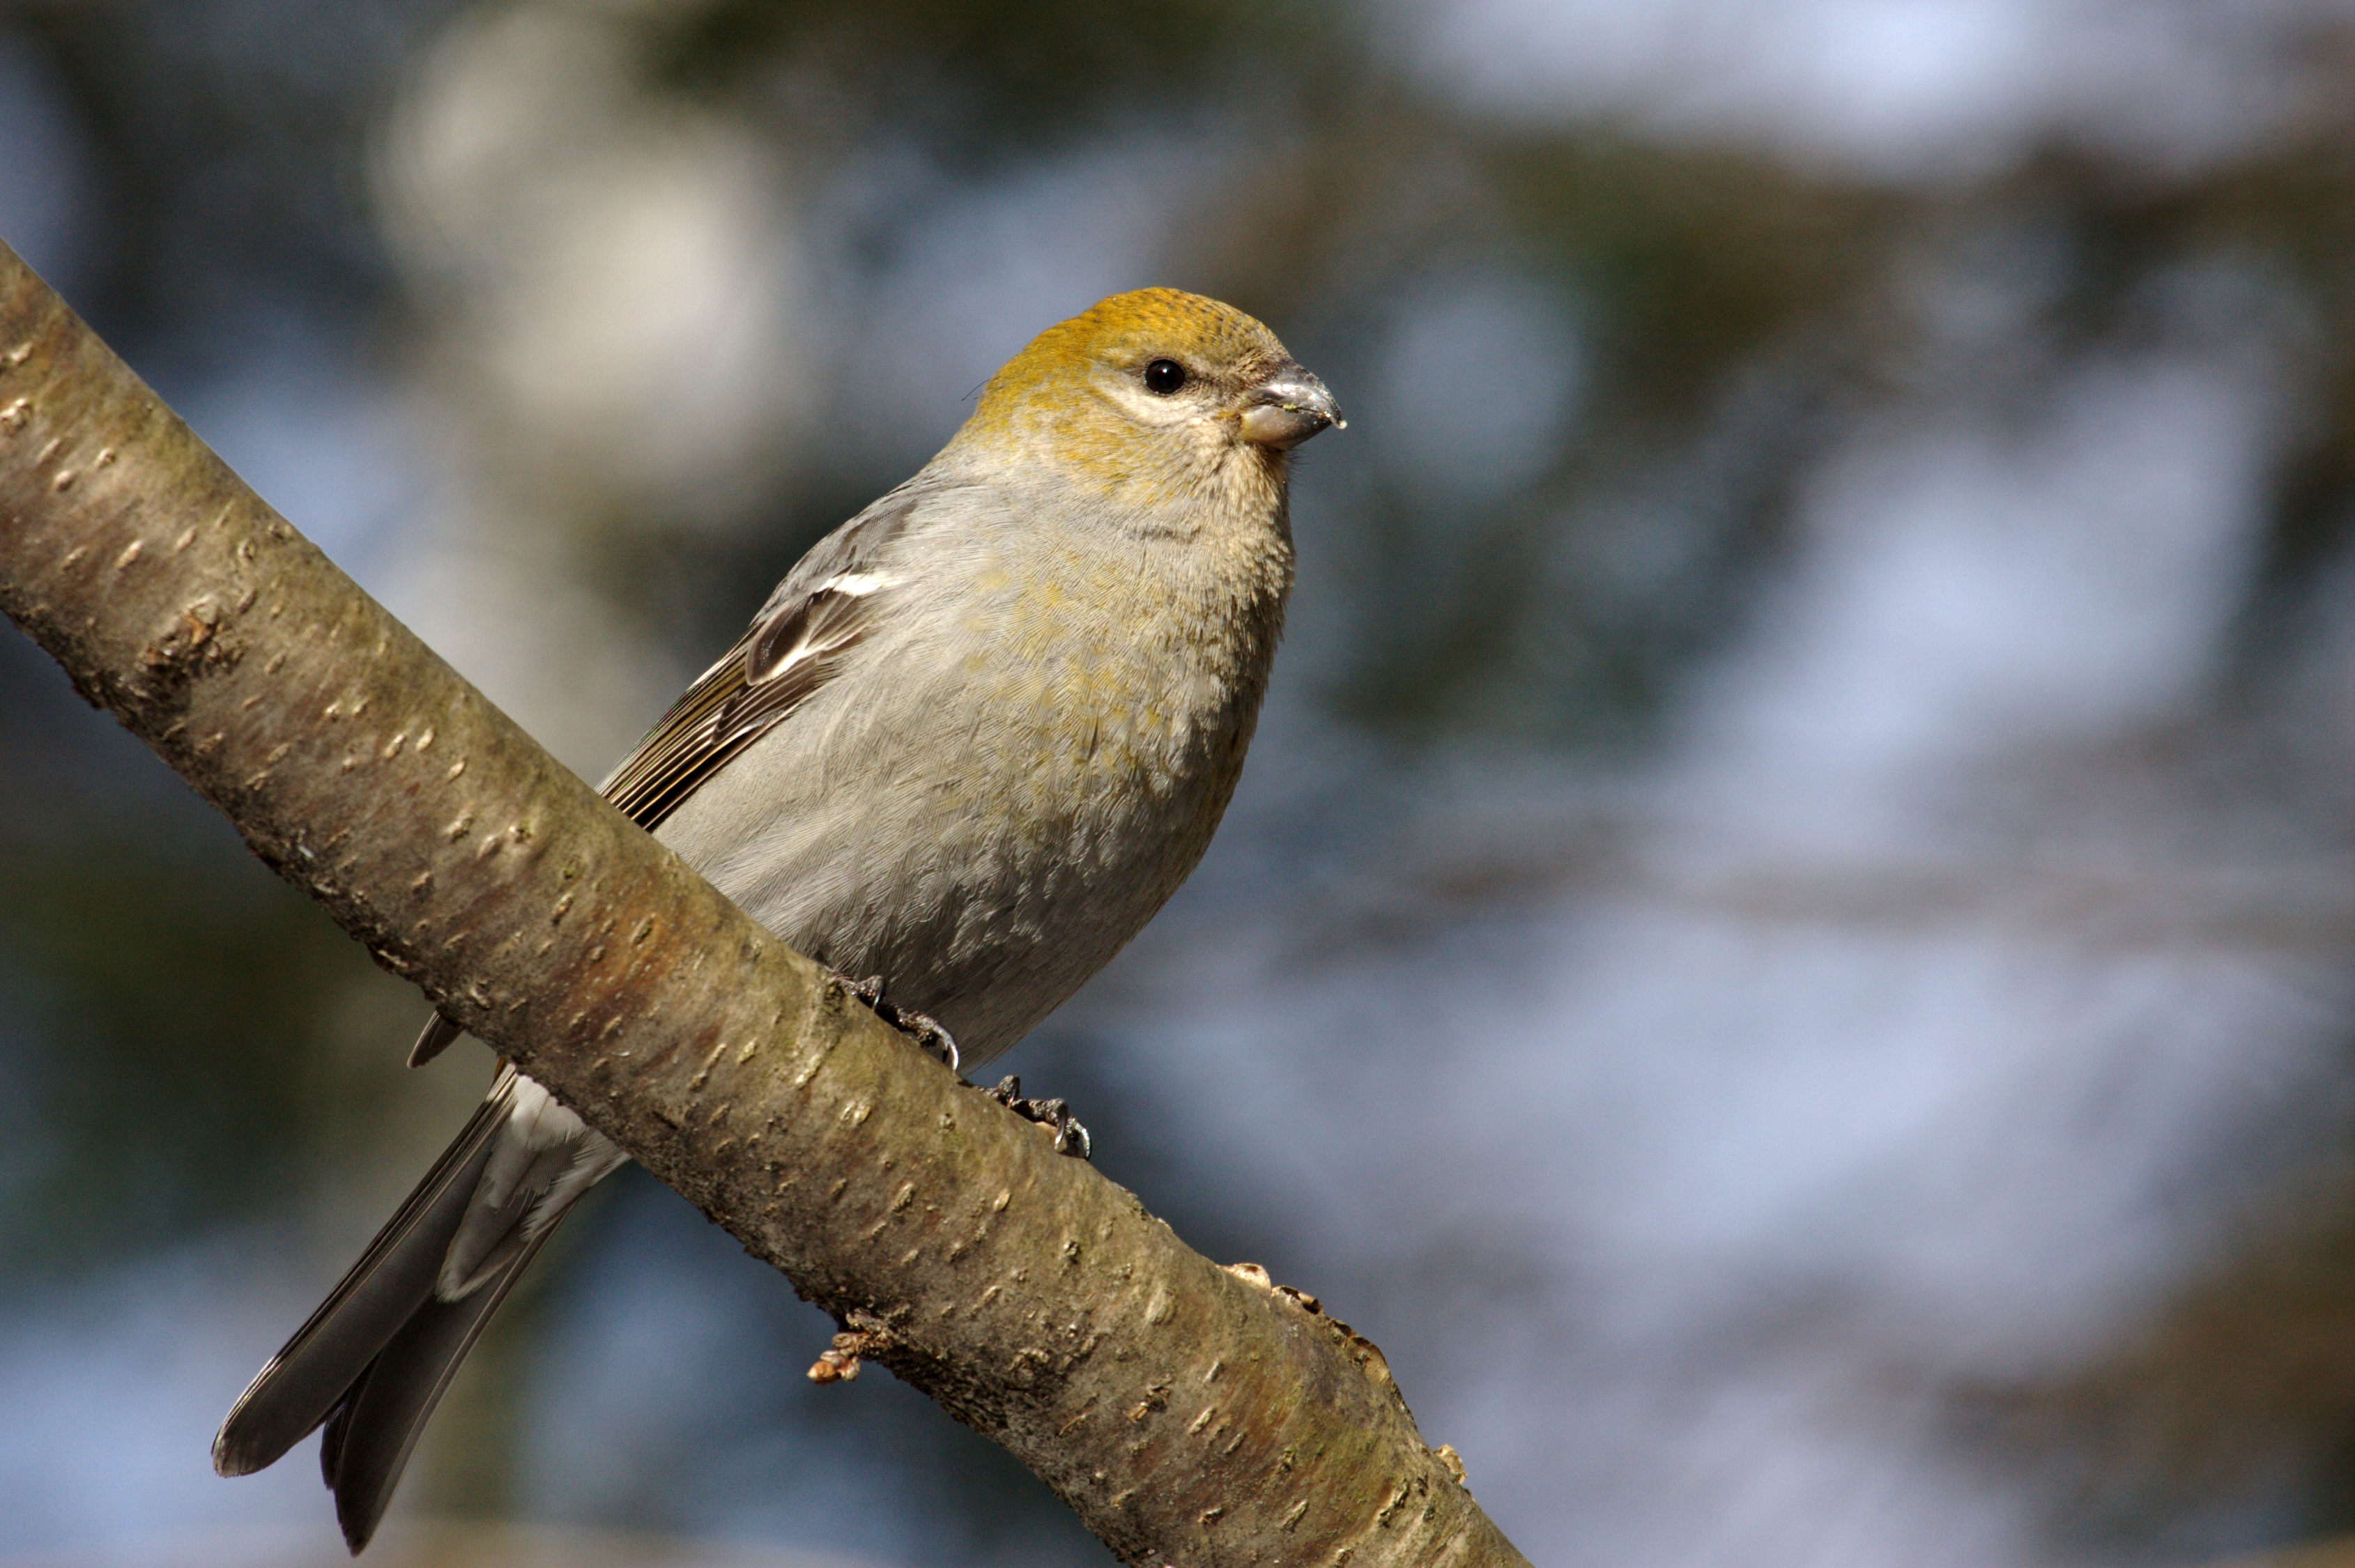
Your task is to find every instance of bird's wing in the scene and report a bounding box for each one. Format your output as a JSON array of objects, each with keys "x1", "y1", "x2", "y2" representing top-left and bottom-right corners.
[
  {"x1": 599, "y1": 484, "x2": 927, "y2": 832},
  {"x1": 406, "y1": 482, "x2": 931, "y2": 1070}
]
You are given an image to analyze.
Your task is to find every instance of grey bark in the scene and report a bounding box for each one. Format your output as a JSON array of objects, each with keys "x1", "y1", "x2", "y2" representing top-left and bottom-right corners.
[{"x1": 0, "y1": 238, "x2": 1531, "y2": 1568}]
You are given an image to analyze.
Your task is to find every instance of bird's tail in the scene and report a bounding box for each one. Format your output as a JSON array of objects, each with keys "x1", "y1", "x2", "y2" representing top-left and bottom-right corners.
[{"x1": 213, "y1": 1061, "x2": 622, "y2": 1552}]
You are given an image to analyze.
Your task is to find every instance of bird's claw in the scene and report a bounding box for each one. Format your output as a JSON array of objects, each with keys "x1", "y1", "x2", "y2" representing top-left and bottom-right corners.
[
  {"x1": 985, "y1": 1075, "x2": 1093, "y2": 1160},
  {"x1": 838, "y1": 973, "x2": 960, "y2": 1071}
]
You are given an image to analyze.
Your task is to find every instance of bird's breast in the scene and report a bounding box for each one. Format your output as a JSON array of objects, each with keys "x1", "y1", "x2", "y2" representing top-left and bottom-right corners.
[
  {"x1": 668, "y1": 512, "x2": 1290, "y2": 1061},
  {"x1": 949, "y1": 567, "x2": 1259, "y2": 859}
]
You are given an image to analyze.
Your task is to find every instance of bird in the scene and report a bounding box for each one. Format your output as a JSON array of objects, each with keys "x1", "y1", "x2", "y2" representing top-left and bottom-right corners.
[{"x1": 209, "y1": 286, "x2": 1342, "y2": 1551}]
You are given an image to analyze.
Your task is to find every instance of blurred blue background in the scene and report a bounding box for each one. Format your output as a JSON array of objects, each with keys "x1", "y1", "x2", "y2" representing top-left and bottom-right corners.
[{"x1": 0, "y1": 1, "x2": 2349, "y2": 1564}]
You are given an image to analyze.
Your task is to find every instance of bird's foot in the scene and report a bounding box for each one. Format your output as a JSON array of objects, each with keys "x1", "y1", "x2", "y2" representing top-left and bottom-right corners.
[
  {"x1": 838, "y1": 973, "x2": 961, "y2": 1071},
  {"x1": 985, "y1": 1075, "x2": 1093, "y2": 1160}
]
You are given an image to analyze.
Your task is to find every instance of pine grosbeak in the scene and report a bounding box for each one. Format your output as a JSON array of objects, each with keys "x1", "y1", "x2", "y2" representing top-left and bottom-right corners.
[{"x1": 211, "y1": 287, "x2": 1342, "y2": 1549}]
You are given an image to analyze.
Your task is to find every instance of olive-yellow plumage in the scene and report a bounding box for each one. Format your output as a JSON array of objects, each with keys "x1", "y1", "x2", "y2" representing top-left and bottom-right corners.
[{"x1": 211, "y1": 289, "x2": 1340, "y2": 1551}]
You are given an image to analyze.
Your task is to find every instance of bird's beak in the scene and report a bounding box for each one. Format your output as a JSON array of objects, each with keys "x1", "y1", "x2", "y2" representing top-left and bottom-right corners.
[{"x1": 1239, "y1": 364, "x2": 1344, "y2": 450}]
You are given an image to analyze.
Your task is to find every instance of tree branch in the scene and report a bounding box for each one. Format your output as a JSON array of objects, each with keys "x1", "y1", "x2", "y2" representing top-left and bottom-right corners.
[{"x1": 0, "y1": 240, "x2": 1531, "y2": 1567}]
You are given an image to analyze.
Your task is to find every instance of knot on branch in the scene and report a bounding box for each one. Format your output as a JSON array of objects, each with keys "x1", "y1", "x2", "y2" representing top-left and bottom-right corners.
[
  {"x1": 808, "y1": 1316, "x2": 896, "y2": 1384},
  {"x1": 1434, "y1": 1442, "x2": 1468, "y2": 1489},
  {"x1": 130, "y1": 598, "x2": 233, "y2": 712},
  {"x1": 1227, "y1": 1259, "x2": 1403, "y2": 1404}
]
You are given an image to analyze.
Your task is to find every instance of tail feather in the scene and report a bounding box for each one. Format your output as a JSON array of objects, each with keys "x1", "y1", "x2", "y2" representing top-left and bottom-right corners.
[
  {"x1": 407, "y1": 1012, "x2": 464, "y2": 1069},
  {"x1": 322, "y1": 1228, "x2": 555, "y2": 1553},
  {"x1": 440, "y1": 1116, "x2": 592, "y2": 1297},
  {"x1": 217, "y1": 1056, "x2": 626, "y2": 1551},
  {"x1": 212, "y1": 1069, "x2": 521, "y2": 1478}
]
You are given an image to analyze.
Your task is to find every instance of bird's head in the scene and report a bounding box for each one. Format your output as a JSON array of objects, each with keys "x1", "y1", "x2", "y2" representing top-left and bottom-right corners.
[{"x1": 955, "y1": 289, "x2": 1342, "y2": 503}]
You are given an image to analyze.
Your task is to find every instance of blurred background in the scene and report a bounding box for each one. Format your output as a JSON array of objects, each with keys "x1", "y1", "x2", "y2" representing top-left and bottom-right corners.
[{"x1": 0, "y1": 1, "x2": 2349, "y2": 1564}]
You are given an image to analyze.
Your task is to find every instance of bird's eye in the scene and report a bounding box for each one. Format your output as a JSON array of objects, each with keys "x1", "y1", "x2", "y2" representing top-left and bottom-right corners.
[{"x1": 1142, "y1": 359, "x2": 1188, "y2": 395}]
